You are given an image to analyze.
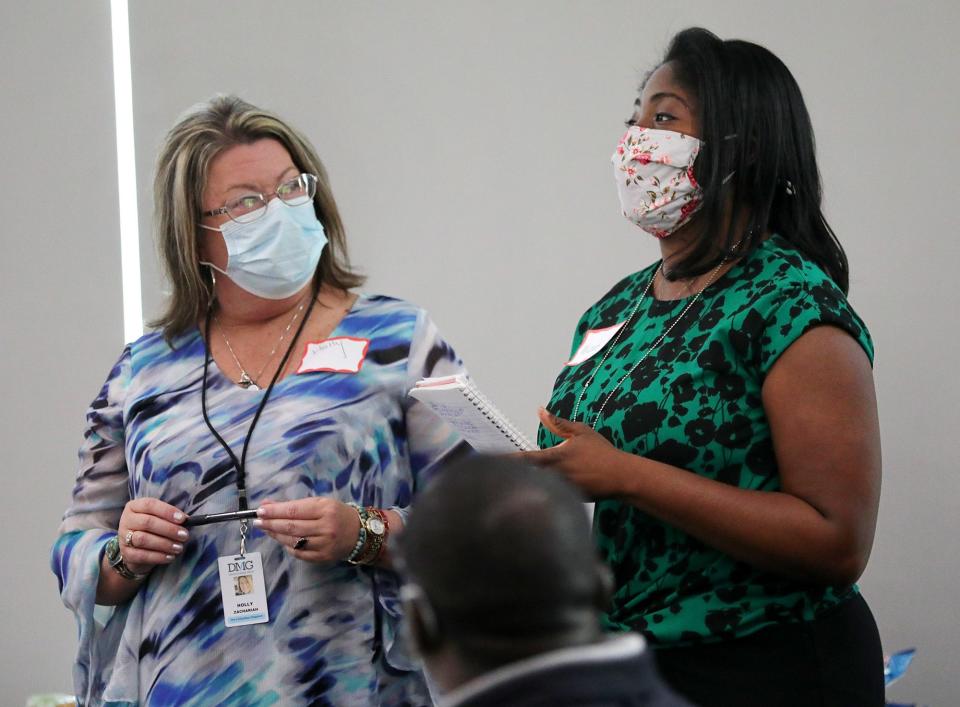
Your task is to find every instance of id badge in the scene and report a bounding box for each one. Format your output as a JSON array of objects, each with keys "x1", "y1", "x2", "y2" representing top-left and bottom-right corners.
[{"x1": 217, "y1": 552, "x2": 270, "y2": 627}]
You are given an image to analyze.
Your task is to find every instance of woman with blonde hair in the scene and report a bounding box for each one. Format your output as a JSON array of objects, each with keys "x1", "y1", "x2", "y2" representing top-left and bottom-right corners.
[{"x1": 53, "y1": 95, "x2": 467, "y2": 705}]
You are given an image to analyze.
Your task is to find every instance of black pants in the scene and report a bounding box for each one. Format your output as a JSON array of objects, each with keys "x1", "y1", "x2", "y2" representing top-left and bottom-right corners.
[{"x1": 652, "y1": 593, "x2": 884, "y2": 707}]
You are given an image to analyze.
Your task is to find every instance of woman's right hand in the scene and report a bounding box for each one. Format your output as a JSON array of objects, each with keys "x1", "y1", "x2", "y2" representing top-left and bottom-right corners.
[{"x1": 117, "y1": 498, "x2": 189, "y2": 574}]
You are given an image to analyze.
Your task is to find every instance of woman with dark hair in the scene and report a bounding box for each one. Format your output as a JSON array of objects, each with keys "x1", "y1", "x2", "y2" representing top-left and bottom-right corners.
[{"x1": 525, "y1": 28, "x2": 883, "y2": 706}]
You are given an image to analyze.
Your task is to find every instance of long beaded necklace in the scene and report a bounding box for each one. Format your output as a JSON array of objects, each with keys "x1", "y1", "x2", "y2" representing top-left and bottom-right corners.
[
  {"x1": 572, "y1": 249, "x2": 737, "y2": 430},
  {"x1": 214, "y1": 295, "x2": 309, "y2": 390}
]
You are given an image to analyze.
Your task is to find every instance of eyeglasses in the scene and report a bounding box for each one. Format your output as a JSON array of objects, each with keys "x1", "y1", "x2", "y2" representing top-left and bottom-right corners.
[{"x1": 201, "y1": 173, "x2": 318, "y2": 224}]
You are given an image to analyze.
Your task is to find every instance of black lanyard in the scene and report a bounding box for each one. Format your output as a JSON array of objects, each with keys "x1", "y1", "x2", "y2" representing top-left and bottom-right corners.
[{"x1": 200, "y1": 293, "x2": 317, "y2": 510}]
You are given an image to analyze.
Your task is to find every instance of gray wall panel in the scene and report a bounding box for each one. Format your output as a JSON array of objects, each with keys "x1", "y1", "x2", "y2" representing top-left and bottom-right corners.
[{"x1": 0, "y1": 1, "x2": 123, "y2": 702}]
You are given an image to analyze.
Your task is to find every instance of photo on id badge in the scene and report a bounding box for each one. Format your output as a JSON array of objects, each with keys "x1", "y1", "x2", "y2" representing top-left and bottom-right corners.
[{"x1": 234, "y1": 574, "x2": 254, "y2": 596}]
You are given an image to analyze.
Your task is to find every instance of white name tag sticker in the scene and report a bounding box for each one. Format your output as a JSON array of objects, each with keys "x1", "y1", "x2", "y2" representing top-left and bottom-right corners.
[
  {"x1": 297, "y1": 337, "x2": 370, "y2": 374},
  {"x1": 217, "y1": 552, "x2": 269, "y2": 627},
  {"x1": 565, "y1": 322, "x2": 626, "y2": 366}
]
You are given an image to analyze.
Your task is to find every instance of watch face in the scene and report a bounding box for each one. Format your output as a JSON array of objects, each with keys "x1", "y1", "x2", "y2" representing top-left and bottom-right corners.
[{"x1": 367, "y1": 518, "x2": 386, "y2": 535}]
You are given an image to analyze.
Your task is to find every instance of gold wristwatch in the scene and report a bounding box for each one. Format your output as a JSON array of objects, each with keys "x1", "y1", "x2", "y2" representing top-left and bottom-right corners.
[{"x1": 346, "y1": 506, "x2": 389, "y2": 565}]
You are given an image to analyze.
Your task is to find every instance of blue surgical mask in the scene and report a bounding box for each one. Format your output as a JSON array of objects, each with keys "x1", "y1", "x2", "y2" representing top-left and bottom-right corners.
[{"x1": 200, "y1": 199, "x2": 327, "y2": 299}]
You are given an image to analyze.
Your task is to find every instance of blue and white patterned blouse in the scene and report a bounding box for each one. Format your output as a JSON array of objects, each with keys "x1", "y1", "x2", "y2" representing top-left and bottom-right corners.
[{"x1": 52, "y1": 294, "x2": 468, "y2": 706}]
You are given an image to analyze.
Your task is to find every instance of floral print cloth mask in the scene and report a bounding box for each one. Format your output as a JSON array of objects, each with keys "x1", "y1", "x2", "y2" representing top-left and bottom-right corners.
[{"x1": 612, "y1": 126, "x2": 703, "y2": 239}]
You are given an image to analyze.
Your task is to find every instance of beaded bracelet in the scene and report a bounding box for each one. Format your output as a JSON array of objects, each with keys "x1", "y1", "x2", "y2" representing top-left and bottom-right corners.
[
  {"x1": 345, "y1": 503, "x2": 368, "y2": 564},
  {"x1": 104, "y1": 535, "x2": 149, "y2": 581}
]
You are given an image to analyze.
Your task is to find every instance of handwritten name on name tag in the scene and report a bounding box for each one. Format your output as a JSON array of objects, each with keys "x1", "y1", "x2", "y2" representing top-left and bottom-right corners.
[
  {"x1": 565, "y1": 322, "x2": 626, "y2": 366},
  {"x1": 297, "y1": 337, "x2": 370, "y2": 374}
]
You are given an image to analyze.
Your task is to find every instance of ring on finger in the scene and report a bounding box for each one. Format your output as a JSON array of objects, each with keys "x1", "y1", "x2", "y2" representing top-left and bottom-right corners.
[
  {"x1": 124, "y1": 530, "x2": 135, "y2": 548},
  {"x1": 294, "y1": 536, "x2": 308, "y2": 550}
]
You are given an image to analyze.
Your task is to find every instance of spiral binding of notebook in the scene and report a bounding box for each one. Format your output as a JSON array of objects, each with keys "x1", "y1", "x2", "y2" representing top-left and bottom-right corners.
[
  {"x1": 408, "y1": 375, "x2": 535, "y2": 452},
  {"x1": 462, "y1": 382, "x2": 534, "y2": 450}
]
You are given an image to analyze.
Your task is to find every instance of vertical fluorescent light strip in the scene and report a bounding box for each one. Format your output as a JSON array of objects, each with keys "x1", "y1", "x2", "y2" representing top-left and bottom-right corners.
[{"x1": 111, "y1": 0, "x2": 143, "y2": 342}]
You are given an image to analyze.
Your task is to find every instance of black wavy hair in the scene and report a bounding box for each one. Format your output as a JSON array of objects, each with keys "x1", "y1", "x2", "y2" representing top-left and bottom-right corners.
[
  {"x1": 399, "y1": 454, "x2": 605, "y2": 669},
  {"x1": 657, "y1": 28, "x2": 849, "y2": 293}
]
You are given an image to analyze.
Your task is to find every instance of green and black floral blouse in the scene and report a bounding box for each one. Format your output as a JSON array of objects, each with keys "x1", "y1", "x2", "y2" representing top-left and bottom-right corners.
[{"x1": 539, "y1": 235, "x2": 873, "y2": 646}]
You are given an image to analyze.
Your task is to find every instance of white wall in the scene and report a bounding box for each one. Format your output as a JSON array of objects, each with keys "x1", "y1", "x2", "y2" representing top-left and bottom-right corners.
[
  {"x1": 0, "y1": 1, "x2": 124, "y2": 703},
  {"x1": 4, "y1": 1, "x2": 957, "y2": 704}
]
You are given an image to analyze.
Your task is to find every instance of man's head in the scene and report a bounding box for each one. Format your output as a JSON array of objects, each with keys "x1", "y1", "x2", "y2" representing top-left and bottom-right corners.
[{"x1": 398, "y1": 455, "x2": 611, "y2": 691}]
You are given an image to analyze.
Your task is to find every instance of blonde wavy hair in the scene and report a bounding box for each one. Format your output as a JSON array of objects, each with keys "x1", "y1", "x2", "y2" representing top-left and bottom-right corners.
[{"x1": 150, "y1": 95, "x2": 364, "y2": 340}]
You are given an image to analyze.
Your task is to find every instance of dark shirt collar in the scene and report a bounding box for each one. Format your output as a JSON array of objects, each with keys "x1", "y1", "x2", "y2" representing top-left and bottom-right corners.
[{"x1": 440, "y1": 633, "x2": 646, "y2": 707}]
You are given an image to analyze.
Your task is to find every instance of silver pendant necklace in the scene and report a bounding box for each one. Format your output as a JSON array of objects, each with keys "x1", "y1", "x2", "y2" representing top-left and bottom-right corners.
[
  {"x1": 214, "y1": 296, "x2": 309, "y2": 390},
  {"x1": 571, "y1": 264, "x2": 659, "y2": 425}
]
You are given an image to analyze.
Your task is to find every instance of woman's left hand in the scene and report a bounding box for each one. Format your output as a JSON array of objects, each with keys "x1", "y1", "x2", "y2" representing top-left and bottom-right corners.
[
  {"x1": 254, "y1": 498, "x2": 360, "y2": 563},
  {"x1": 518, "y1": 408, "x2": 630, "y2": 499}
]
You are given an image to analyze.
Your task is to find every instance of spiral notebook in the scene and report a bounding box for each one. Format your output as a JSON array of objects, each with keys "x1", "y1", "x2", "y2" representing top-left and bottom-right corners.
[{"x1": 408, "y1": 375, "x2": 535, "y2": 452}]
